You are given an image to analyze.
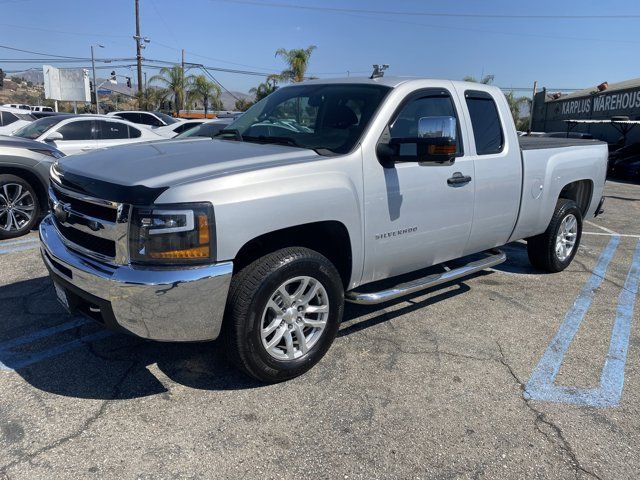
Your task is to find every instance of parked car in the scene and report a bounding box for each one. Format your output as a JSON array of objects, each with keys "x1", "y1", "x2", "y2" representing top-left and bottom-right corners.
[
  {"x1": 153, "y1": 119, "x2": 208, "y2": 138},
  {"x1": 0, "y1": 106, "x2": 36, "y2": 136},
  {"x1": 173, "y1": 118, "x2": 233, "y2": 139},
  {"x1": 2, "y1": 103, "x2": 31, "y2": 110},
  {"x1": 40, "y1": 77, "x2": 608, "y2": 382},
  {"x1": 31, "y1": 106, "x2": 55, "y2": 113},
  {"x1": 11, "y1": 114, "x2": 162, "y2": 155},
  {"x1": 0, "y1": 136, "x2": 64, "y2": 238},
  {"x1": 30, "y1": 111, "x2": 64, "y2": 120},
  {"x1": 608, "y1": 142, "x2": 640, "y2": 179},
  {"x1": 106, "y1": 110, "x2": 179, "y2": 128}
]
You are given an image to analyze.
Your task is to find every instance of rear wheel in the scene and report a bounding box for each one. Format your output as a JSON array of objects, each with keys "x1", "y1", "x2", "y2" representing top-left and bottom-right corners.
[
  {"x1": 223, "y1": 247, "x2": 344, "y2": 383},
  {"x1": 527, "y1": 198, "x2": 582, "y2": 272},
  {"x1": 0, "y1": 174, "x2": 40, "y2": 240}
]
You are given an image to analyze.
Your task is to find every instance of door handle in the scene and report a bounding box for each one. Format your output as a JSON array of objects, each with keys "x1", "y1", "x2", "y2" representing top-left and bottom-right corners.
[{"x1": 447, "y1": 172, "x2": 472, "y2": 186}]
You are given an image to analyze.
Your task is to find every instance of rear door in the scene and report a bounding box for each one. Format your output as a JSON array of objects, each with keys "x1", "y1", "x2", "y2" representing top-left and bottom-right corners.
[
  {"x1": 53, "y1": 120, "x2": 96, "y2": 155},
  {"x1": 94, "y1": 119, "x2": 136, "y2": 149},
  {"x1": 454, "y1": 88, "x2": 522, "y2": 254}
]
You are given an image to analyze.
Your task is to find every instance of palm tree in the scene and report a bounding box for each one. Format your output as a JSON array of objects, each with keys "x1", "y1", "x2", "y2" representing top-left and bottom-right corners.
[
  {"x1": 249, "y1": 74, "x2": 279, "y2": 101},
  {"x1": 504, "y1": 90, "x2": 530, "y2": 127},
  {"x1": 463, "y1": 74, "x2": 495, "y2": 85},
  {"x1": 189, "y1": 75, "x2": 222, "y2": 116},
  {"x1": 275, "y1": 46, "x2": 316, "y2": 83},
  {"x1": 149, "y1": 65, "x2": 194, "y2": 115},
  {"x1": 136, "y1": 86, "x2": 164, "y2": 111}
]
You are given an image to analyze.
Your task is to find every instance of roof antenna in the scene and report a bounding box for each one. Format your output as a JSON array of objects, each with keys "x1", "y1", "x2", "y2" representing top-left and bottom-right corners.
[{"x1": 370, "y1": 64, "x2": 389, "y2": 79}]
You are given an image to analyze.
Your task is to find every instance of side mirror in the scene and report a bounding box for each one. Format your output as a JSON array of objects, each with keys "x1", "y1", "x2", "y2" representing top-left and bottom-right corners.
[
  {"x1": 45, "y1": 131, "x2": 64, "y2": 142},
  {"x1": 376, "y1": 116, "x2": 459, "y2": 167}
]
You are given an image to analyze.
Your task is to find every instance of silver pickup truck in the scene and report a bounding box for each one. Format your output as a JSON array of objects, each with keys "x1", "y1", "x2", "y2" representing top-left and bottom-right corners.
[{"x1": 39, "y1": 77, "x2": 608, "y2": 382}]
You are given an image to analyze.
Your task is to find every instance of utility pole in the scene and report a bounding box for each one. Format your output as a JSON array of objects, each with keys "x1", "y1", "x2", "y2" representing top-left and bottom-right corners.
[
  {"x1": 91, "y1": 44, "x2": 103, "y2": 114},
  {"x1": 134, "y1": 0, "x2": 143, "y2": 96},
  {"x1": 181, "y1": 49, "x2": 185, "y2": 113},
  {"x1": 528, "y1": 80, "x2": 537, "y2": 134}
]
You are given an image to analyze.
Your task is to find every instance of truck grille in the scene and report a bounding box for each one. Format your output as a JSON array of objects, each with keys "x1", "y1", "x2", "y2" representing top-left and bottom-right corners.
[{"x1": 49, "y1": 181, "x2": 129, "y2": 264}]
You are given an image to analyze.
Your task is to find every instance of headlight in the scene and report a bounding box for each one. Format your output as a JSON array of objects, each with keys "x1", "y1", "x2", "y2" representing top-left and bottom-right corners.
[{"x1": 129, "y1": 203, "x2": 215, "y2": 265}]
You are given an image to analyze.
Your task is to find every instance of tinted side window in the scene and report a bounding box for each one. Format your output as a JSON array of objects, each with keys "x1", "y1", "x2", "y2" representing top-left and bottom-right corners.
[
  {"x1": 119, "y1": 112, "x2": 138, "y2": 123},
  {"x1": 173, "y1": 123, "x2": 189, "y2": 134},
  {"x1": 57, "y1": 120, "x2": 94, "y2": 140},
  {"x1": 139, "y1": 113, "x2": 162, "y2": 126},
  {"x1": 389, "y1": 91, "x2": 461, "y2": 157},
  {"x1": 96, "y1": 120, "x2": 128, "y2": 139},
  {"x1": 465, "y1": 91, "x2": 504, "y2": 155},
  {"x1": 128, "y1": 126, "x2": 141, "y2": 138},
  {"x1": 3, "y1": 112, "x2": 18, "y2": 126}
]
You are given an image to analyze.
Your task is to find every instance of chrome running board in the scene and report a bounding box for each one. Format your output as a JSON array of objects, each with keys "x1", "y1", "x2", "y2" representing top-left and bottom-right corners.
[{"x1": 345, "y1": 249, "x2": 506, "y2": 305}]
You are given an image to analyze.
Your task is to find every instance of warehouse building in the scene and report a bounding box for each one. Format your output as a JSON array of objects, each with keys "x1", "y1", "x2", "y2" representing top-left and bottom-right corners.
[{"x1": 530, "y1": 77, "x2": 640, "y2": 146}]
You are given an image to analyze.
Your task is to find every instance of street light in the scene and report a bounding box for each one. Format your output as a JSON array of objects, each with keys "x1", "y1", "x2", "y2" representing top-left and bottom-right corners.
[{"x1": 91, "y1": 44, "x2": 104, "y2": 114}]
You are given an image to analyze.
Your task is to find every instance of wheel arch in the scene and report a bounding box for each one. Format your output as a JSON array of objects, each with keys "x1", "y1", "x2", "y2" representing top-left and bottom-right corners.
[
  {"x1": 558, "y1": 179, "x2": 593, "y2": 217},
  {"x1": 232, "y1": 221, "x2": 353, "y2": 289}
]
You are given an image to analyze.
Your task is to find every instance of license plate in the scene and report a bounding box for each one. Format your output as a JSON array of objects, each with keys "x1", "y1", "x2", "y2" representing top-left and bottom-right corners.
[{"x1": 53, "y1": 282, "x2": 69, "y2": 310}]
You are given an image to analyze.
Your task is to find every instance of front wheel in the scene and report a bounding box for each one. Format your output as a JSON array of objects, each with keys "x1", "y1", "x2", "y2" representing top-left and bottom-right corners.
[
  {"x1": 527, "y1": 198, "x2": 583, "y2": 272},
  {"x1": 223, "y1": 247, "x2": 344, "y2": 383}
]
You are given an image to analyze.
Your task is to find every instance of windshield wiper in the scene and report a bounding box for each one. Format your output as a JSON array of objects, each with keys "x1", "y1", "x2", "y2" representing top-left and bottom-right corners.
[
  {"x1": 215, "y1": 129, "x2": 243, "y2": 141},
  {"x1": 242, "y1": 135, "x2": 302, "y2": 148}
]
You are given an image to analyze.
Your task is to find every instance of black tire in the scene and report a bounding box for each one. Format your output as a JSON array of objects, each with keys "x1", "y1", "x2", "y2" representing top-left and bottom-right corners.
[
  {"x1": 527, "y1": 198, "x2": 582, "y2": 273},
  {"x1": 223, "y1": 247, "x2": 344, "y2": 383},
  {"x1": 0, "y1": 174, "x2": 41, "y2": 240}
]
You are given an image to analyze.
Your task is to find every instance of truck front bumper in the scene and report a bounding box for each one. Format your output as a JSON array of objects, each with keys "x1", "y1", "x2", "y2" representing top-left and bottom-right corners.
[{"x1": 39, "y1": 215, "x2": 233, "y2": 342}]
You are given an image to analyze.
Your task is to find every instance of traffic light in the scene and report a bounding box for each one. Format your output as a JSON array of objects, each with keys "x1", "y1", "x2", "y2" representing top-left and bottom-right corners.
[{"x1": 126, "y1": 77, "x2": 132, "y2": 88}]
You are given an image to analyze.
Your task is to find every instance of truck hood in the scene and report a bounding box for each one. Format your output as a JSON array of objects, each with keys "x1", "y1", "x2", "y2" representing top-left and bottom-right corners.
[{"x1": 57, "y1": 138, "x2": 320, "y2": 189}]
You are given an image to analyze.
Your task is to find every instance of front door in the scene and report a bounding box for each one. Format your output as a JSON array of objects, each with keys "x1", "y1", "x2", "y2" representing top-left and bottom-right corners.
[
  {"x1": 362, "y1": 88, "x2": 475, "y2": 283},
  {"x1": 54, "y1": 120, "x2": 97, "y2": 155}
]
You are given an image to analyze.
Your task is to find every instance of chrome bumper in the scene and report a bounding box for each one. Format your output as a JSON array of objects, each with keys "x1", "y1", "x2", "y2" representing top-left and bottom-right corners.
[{"x1": 39, "y1": 215, "x2": 233, "y2": 342}]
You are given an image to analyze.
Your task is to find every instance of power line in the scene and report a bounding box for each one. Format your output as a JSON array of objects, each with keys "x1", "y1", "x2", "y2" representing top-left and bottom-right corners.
[
  {"x1": 213, "y1": 0, "x2": 640, "y2": 20},
  {"x1": 0, "y1": 44, "x2": 87, "y2": 60}
]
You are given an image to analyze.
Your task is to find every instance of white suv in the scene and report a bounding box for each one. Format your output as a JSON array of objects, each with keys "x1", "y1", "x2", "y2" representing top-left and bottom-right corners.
[
  {"x1": 106, "y1": 110, "x2": 179, "y2": 128},
  {"x1": 12, "y1": 114, "x2": 162, "y2": 155},
  {"x1": 0, "y1": 106, "x2": 36, "y2": 135}
]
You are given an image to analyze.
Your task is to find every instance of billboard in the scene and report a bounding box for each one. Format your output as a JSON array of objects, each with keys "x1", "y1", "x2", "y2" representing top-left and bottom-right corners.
[{"x1": 43, "y1": 65, "x2": 91, "y2": 102}]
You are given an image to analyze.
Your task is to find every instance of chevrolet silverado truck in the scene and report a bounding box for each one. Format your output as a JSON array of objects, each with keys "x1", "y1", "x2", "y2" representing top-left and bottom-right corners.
[{"x1": 39, "y1": 77, "x2": 607, "y2": 382}]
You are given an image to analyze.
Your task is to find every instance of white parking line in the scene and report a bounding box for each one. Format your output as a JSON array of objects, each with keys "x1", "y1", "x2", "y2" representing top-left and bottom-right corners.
[
  {"x1": 585, "y1": 220, "x2": 619, "y2": 235},
  {"x1": 583, "y1": 231, "x2": 640, "y2": 239}
]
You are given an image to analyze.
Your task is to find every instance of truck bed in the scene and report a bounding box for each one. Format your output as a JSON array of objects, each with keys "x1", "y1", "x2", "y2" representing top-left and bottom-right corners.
[{"x1": 519, "y1": 136, "x2": 606, "y2": 150}]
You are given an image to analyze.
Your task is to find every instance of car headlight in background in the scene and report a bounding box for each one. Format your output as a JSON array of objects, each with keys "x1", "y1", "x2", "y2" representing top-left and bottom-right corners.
[{"x1": 129, "y1": 203, "x2": 215, "y2": 265}]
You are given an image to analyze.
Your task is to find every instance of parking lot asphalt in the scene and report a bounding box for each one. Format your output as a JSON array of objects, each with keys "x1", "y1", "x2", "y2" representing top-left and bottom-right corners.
[{"x1": 0, "y1": 180, "x2": 639, "y2": 480}]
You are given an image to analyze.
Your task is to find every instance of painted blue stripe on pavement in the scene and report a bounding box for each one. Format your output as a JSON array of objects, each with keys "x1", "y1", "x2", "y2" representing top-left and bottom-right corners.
[
  {"x1": 598, "y1": 239, "x2": 640, "y2": 405},
  {"x1": 0, "y1": 243, "x2": 39, "y2": 255},
  {"x1": 0, "y1": 237, "x2": 39, "y2": 247},
  {"x1": 526, "y1": 235, "x2": 620, "y2": 394},
  {"x1": 526, "y1": 236, "x2": 640, "y2": 407},
  {"x1": 0, "y1": 330, "x2": 113, "y2": 371},
  {"x1": 0, "y1": 318, "x2": 88, "y2": 352}
]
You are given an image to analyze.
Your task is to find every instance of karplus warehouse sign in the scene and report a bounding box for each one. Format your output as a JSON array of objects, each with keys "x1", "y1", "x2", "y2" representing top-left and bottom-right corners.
[{"x1": 531, "y1": 78, "x2": 640, "y2": 145}]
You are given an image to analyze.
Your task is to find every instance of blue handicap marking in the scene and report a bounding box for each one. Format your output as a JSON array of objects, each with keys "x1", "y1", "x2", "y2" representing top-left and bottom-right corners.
[
  {"x1": 525, "y1": 236, "x2": 640, "y2": 407},
  {"x1": 0, "y1": 318, "x2": 113, "y2": 371}
]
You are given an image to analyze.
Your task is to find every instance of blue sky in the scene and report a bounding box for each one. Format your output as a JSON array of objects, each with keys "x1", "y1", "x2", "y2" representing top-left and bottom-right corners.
[{"x1": 1, "y1": 0, "x2": 639, "y2": 95}]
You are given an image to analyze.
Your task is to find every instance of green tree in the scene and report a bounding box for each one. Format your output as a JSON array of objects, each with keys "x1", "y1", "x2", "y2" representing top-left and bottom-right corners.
[
  {"x1": 275, "y1": 46, "x2": 316, "y2": 83},
  {"x1": 235, "y1": 98, "x2": 253, "y2": 111},
  {"x1": 189, "y1": 75, "x2": 222, "y2": 116},
  {"x1": 149, "y1": 65, "x2": 194, "y2": 115},
  {"x1": 463, "y1": 74, "x2": 495, "y2": 85},
  {"x1": 249, "y1": 74, "x2": 279, "y2": 101},
  {"x1": 504, "y1": 90, "x2": 531, "y2": 127},
  {"x1": 136, "y1": 86, "x2": 165, "y2": 111}
]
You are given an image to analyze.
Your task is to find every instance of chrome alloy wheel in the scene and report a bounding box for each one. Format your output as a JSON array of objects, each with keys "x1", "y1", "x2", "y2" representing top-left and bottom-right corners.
[
  {"x1": 555, "y1": 213, "x2": 578, "y2": 262},
  {"x1": 0, "y1": 183, "x2": 35, "y2": 233},
  {"x1": 261, "y1": 276, "x2": 329, "y2": 361}
]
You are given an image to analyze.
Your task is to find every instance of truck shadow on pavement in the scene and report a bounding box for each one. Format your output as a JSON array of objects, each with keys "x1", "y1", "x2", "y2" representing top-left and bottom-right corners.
[{"x1": 0, "y1": 243, "x2": 536, "y2": 400}]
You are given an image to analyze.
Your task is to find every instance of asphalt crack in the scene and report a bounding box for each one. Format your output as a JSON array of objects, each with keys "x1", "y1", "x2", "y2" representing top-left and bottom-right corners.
[
  {"x1": 496, "y1": 342, "x2": 603, "y2": 480},
  {"x1": 0, "y1": 359, "x2": 139, "y2": 475}
]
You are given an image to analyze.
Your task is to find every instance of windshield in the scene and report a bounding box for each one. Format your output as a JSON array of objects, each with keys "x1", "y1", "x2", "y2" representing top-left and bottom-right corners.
[
  {"x1": 175, "y1": 121, "x2": 232, "y2": 139},
  {"x1": 154, "y1": 112, "x2": 179, "y2": 125},
  {"x1": 224, "y1": 83, "x2": 391, "y2": 154},
  {"x1": 13, "y1": 116, "x2": 66, "y2": 140}
]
